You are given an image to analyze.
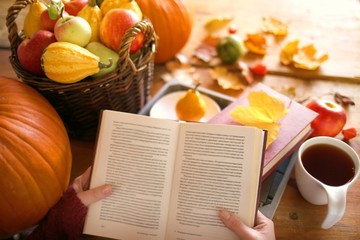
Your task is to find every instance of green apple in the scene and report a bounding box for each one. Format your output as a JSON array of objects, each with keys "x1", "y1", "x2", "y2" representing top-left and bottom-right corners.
[
  {"x1": 86, "y1": 41, "x2": 119, "y2": 78},
  {"x1": 54, "y1": 16, "x2": 91, "y2": 47}
]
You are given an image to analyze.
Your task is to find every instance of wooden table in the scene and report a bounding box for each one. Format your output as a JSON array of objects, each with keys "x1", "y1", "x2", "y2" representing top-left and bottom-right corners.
[{"x1": 1, "y1": 0, "x2": 360, "y2": 239}]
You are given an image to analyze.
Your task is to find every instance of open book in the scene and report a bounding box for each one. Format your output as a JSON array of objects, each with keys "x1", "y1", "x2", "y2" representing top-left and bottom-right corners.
[{"x1": 83, "y1": 110, "x2": 267, "y2": 240}]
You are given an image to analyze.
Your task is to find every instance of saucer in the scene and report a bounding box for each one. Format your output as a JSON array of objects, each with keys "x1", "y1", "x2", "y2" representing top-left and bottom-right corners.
[{"x1": 149, "y1": 91, "x2": 221, "y2": 122}]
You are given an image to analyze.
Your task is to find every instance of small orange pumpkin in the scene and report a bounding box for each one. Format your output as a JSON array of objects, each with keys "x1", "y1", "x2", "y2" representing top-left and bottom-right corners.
[
  {"x1": 136, "y1": 0, "x2": 193, "y2": 64},
  {"x1": 0, "y1": 76, "x2": 72, "y2": 237}
]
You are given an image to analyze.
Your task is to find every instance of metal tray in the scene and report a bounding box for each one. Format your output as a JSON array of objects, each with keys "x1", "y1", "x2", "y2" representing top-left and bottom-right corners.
[{"x1": 139, "y1": 79, "x2": 236, "y2": 116}]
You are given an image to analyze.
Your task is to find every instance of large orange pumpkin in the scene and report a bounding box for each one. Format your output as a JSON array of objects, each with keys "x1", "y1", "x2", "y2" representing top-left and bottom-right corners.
[
  {"x1": 136, "y1": 0, "x2": 193, "y2": 64},
  {"x1": 0, "y1": 76, "x2": 72, "y2": 237}
]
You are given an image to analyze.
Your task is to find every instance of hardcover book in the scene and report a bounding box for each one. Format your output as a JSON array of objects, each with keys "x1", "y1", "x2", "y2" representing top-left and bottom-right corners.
[
  {"x1": 208, "y1": 83, "x2": 318, "y2": 180},
  {"x1": 83, "y1": 110, "x2": 267, "y2": 240}
]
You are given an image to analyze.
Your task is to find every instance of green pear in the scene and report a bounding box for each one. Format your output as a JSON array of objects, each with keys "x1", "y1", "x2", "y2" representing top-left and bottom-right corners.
[{"x1": 85, "y1": 41, "x2": 119, "y2": 78}]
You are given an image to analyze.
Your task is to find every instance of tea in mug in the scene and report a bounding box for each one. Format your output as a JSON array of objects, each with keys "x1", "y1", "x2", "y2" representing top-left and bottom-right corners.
[{"x1": 301, "y1": 143, "x2": 355, "y2": 186}]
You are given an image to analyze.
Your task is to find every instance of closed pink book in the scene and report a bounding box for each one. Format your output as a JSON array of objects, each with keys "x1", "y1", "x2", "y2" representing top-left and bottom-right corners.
[{"x1": 208, "y1": 83, "x2": 318, "y2": 181}]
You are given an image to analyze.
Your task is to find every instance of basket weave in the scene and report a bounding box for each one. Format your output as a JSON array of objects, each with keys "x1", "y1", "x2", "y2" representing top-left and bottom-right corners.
[{"x1": 6, "y1": 0, "x2": 157, "y2": 139}]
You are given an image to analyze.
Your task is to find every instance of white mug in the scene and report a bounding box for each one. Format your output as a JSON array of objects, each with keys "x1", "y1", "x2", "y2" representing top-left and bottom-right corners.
[{"x1": 295, "y1": 136, "x2": 360, "y2": 229}]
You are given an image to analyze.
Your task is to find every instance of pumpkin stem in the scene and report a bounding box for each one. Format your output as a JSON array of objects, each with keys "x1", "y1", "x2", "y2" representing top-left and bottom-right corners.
[{"x1": 99, "y1": 59, "x2": 113, "y2": 69}]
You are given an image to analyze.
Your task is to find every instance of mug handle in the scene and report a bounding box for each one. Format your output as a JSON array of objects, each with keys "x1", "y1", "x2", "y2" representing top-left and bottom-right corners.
[{"x1": 321, "y1": 185, "x2": 348, "y2": 229}]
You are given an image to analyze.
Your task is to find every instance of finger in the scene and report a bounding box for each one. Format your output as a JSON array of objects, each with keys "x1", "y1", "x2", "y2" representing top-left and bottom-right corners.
[
  {"x1": 219, "y1": 209, "x2": 255, "y2": 239},
  {"x1": 77, "y1": 184, "x2": 112, "y2": 206},
  {"x1": 254, "y1": 210, "x2": 275, "y2": 233},
  {"x1": 73, "y1": 167, "x2": 92, "y2": 193},
  {"x1": 80, "y1": 166, "x2": 92, "y2": 190},
  {"x1": 255, "y1": 210, "x2": 269, "y2": 225}
]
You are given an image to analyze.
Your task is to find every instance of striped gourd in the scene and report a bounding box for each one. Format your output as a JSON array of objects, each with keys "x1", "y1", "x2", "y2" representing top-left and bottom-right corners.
[{"x1": 41, "y1": 42, "x2": 111, "y2": 84}]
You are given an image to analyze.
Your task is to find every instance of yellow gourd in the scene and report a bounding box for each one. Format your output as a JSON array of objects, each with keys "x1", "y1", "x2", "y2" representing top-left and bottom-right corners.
[
  {"x1": 175, "y1": 83, "x2": 207, "y2": 122},
  {"x1": 100, "y1": 0, "x2": 142, "y2": 19},
  {"x1": 77, "y1": 0, "x2": 103, "y2": 42},
  {"x1": 23, "y1": 0, "x2": 47, "y2": 38},
  {"x1": 41, "y1": 42, "x2": 112, "y2": 84}
]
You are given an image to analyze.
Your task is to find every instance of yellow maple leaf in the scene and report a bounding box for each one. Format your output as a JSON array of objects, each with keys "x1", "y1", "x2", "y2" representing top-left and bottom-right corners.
[
  {"x1": 211, "y1": 66, "x2": 245, "y2": 90},
  {"x1": 204, "y1": 16, "x2": 234, "y2": 34},
  {"x1": 280, "y1": 40, "x2": 329, "y2": 70},
  {"x1": 292, "y1": 44, "x2": 329, "y2": 70},
  {"x1": 261, "y1": 17, "x2": 288, "y2": 36},
  {"x1": 244, "y1": 33, "x2": 267, "y2": 55},
  {"x1": 280, "y1": 40, "x2": 299, "y2": 65},
  {"x1": 230, "y1": 90, "x2": 289, "y2": 148}
]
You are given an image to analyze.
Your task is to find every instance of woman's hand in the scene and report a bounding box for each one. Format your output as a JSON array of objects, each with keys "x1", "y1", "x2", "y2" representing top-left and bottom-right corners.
[
  {"x1": 72, "y1": 166, "x2": 112, "y2": 206},
  {"x1": 25, "y1": 166, "x2": 112, "y2": 240},
  {"x1": 220, "y1": 210, "x2": 276, "y2": 240}
]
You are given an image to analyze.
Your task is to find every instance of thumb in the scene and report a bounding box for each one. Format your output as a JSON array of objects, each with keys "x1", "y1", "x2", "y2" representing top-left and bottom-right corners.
[
  {"x1": 255, "y1": 210, "x2": 271, "y2": 226},
  {"x1": 219, "y1": 209, "x2": 255, "y2": 239},
  {"x1": 77, "y1": 184, "x2": 112, "y2": 206}
]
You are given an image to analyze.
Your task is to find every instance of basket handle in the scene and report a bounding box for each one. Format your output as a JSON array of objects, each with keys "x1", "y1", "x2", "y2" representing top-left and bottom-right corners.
[
  {"x1": 6, "y1": 0, "x2": 35, "y2": 53},
  {"x1": 118, "y1": 18, "x2": 157, "y2": 74}
]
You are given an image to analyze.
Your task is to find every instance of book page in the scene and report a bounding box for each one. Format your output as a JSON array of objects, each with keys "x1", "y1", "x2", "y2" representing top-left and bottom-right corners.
[
  {"x1": 165, "y1": 123, "x2": 265, "y2": 240},
  {"x1": 83, "y1": 110, "x2": 180, "y2": 240}
]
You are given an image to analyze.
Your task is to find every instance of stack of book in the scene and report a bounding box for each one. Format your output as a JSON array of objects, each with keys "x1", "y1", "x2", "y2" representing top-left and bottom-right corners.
[{"x1": 208, "y1": 83, "x2": 318, "y2": 181}]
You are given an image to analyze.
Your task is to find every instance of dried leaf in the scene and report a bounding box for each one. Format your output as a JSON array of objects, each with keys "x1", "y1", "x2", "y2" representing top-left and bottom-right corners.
[
  {"x1": 279, "y1": 86, "x2": 297, "y2": 99},
  {"x1": 244, "y1": 33, "x2": 267, "y2": 55},
  {"x1": 165, "y1": 60, "x2": 183, "y2": 72},
  {"x1": 293, "y1": 44, "x2": 328, "y2": 70},
  {"x1": 230, "y1": 90, "x2": 289, "y2": 147},
  {"x1": 280, "y1": 40, "x2": 299, "y2": 65},
  {"x1": 237, "y1": 61, "x2": 254, "y2": 84},
  {"x1": 334, "y1": 92, "x2": 355, "y2": 106},
  {"x1": 261, "y1": 17, "x2": 288, "y2": 36},
  {"x1": 162, "y1": 60, "x2": 196, "y2": 85},
  {"x1": 202, "y1": 35, "x2": 221, "y2": 47},
  {"x1": 161, "y1": 70, "x2": 195, "y2": 85},
  {"x1": 211, "y1": 66, "x2": 245, "y2": 90},
  {"x1": 193, "y1": 43, "x2": 218, "y2": 63},
  {"x1": 280, "y1": 40, "x2": 329, "y2": 70},
  {"x1": 204, "y1": 16, "x2": 234, "y2": 34},
  {"x1": 174, "y1": 54, "x2": 189, "y2": 65}
]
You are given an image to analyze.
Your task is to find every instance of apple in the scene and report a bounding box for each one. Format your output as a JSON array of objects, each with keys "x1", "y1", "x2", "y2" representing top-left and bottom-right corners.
[
  {"x1": 17, "y1": 30, "x2": 56, "y2": 75},
  {"x1": 62, "y1": 0, "x2": 88, "y2": 16},
  {"x1": 100, "y1": 9, "x2": 144, "y2": 54},
  {"x1": 40, "y1": 9, "x2": 69, "y2": 31},
  {"x1": 85, "y1": 41, "x2": 119, "y2": 78},
  {"x1": 306, "y1": 99, "x2": 347, "y2": 137},
  {"x1": 54, "y1": 15, "x2": 92, "y2": 47}
]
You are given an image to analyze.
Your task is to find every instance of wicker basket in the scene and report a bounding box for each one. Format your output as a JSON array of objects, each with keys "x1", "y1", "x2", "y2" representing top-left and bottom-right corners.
[{"x1": 6, "y1": 0, "x2": 157, "y2": 139}]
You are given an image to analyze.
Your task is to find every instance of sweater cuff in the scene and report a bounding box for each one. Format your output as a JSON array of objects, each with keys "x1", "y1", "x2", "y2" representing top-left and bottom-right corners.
[{"x1": 27, "y1": 185, "x2": 88, "y2": 240}]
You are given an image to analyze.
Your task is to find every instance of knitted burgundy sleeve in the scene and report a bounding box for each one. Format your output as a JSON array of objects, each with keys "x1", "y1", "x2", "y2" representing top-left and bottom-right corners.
[{"x1": 26, "y1": 185, "x2": 88, "y2": 240}]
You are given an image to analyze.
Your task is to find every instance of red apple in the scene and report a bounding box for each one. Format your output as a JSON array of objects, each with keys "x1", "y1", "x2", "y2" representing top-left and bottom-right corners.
[
  {"x1": 40, "y1": 9, "x2": 69, "y2": 31},
  {"x1": 17, "y1": 30, "x2": 57, "y2": 75},
  {"x1": 100, "y1": 9, "x2": 144, "y2": 54},
  {"x1": 306, "y1": 99, "x2": 347, "y2": 137},
  {"x1": 62, "y1": 0, "x2": 88, "y2": 16}
]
